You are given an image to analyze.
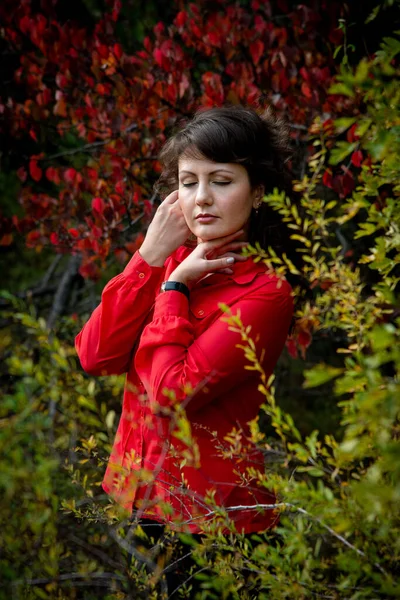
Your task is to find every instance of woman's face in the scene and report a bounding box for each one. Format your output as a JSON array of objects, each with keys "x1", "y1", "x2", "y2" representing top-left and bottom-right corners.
[{"x1": 178, "y1": 155, "x2": 260, "y2": 243}]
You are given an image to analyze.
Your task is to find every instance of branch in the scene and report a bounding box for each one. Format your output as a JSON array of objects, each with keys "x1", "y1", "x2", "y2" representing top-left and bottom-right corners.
[
  {"x1": 11, "y1": 571, "x2": 125, "y2": 592},
  {"x1": 191, "y1": 502, "x2": 387, "y2": 577},
  {"x1": 67, "y1": 534, "x2": 123, "y2": 570},
  {"x1": 46, "y1": 253, "x2": 81, "y2": 329}
]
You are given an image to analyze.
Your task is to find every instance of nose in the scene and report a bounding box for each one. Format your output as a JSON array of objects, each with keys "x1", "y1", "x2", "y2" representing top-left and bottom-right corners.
[{"x1": 195, "y1": 181, "x2": 213, "y2": 206}]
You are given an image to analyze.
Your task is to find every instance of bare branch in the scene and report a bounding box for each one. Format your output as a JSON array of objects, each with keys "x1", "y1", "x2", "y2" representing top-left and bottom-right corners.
[{"x1": 46, "y1": 253, "x2": 82, "y2": 329}]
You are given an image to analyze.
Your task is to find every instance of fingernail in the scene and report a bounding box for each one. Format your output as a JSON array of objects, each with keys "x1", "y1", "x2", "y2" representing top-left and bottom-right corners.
[{"x1": 226, "y1": 257, "x2": 235, "y2": 264}]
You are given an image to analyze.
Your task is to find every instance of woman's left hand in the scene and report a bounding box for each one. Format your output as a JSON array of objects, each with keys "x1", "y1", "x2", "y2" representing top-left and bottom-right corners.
[{"x1": 168, "y1": 230, "x2": 248, "y2": 289}]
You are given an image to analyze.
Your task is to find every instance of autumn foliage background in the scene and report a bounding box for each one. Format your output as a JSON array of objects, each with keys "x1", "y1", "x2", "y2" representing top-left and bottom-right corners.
[{"x1": 1, "y1": 0, "x2": 400, "y2": 598}]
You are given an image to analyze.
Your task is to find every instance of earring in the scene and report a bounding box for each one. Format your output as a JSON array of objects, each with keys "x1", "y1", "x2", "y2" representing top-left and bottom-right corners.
[{"x1": 255, "y1": 201, "x2": 262, "y2": 214}]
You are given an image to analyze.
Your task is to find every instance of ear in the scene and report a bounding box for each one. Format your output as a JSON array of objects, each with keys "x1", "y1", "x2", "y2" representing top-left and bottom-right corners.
[{"x1": 252, "y1": 185, "x2": 265, "y2": 209}]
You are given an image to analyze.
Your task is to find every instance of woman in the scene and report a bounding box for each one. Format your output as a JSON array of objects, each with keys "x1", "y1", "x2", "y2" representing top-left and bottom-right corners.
[{"x1": 75, "y1": 105, "x2": 295, "y2": 535}]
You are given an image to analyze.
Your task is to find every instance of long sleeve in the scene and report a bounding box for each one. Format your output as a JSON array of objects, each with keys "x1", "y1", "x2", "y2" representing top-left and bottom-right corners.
[
  {"x1": 134, "y1": 278, "x2": 293, "y2": 414},
  {"x1": 75, "y1": 250, "x2": 164, "y2": 376}
]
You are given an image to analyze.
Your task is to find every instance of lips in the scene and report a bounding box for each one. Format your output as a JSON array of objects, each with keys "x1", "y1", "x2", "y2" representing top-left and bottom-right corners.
[{"x1": 195, "y1": 213, "x2": 218, "y2": 219}]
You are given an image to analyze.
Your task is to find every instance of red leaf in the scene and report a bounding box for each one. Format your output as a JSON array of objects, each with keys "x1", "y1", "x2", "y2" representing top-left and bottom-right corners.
[
  {"x1": 19, "y1": 16, "x2": 31, "y2": 34},
  {"x1": 351, "y1": 150, "x2": 363, "y2": 168},
  {"x1": 46, "y1": 167, "x2": 60, "y2": 184},
  {"x1": 64, "y1": 168, "x2": 77, "y2": 183},
  {"x1": 154, "y1": 22, "x2": 165, "y2": 36},
  {"x1": 286, "y1": 337, "x2": 298, "y2": 359},
  {"x1": 347, "y1": 123, "x2": 360, "y2": 143},
  {"x1": 79, "y1": 260, "x2": 100, "y2": 280},
  {"x1": 26, "y1": 230, "x2": 41, "y2": 248},
  {"x1": 301, "y1": 82, "x2": 313, "y2": 99},
  {"x1": 113, "y1": 43, "x2": 123, "y2": 59},
  {"x1": 17, "y1": 167, "x2": 27, "y2": 182},
  {"x1": 86, "y1": 167, "x2": 98, "y2": 181},
  {"x1": 56, "y1": 74, "x2": 69, "y2": 89},
  {"x1": 92, "y1": 197, "x2": 105, "y2": 214},
  {"x1": 97, "y1": 44, "x2": 109, "y2": 59},
  {"x1": 115, "y1": 180, "x2": 125, "y2": 195},
  {"x1": 299, "y1": 67, "x2": 310, "y2": 82},
  {"x1": 340, "y1": 172, "x2": 355, "y2": 198},
  {"x1": 249, "y1": 40, "x2": 264, "y2": 65},
  {"x1": 91, "y1": 225, "x2": 103, "y2": 238},
  {"x1": 68, "y1": 228, "x2": 79, "y2": 238},
  {"x1": 322, "y1": 169, "x2": 333, "y2": 189},
  {"x1": 29, "y1": 128, "x2": 38, "y2": 142},
  {"x1": 29, "y1": 159, "x2": 42, "y2": 182},
  {"x1": 297, "y1": 329, "x2": 312, "y2": 359},
  {"x1": 0, "y1": 233, "x2": 13, "y2": 246},
  {"x1": 175, "y1": 11, "x2": 187, "y2": 28},
  {"x1": 50, "y1": 232, "x2": 59, "y2": 245},
  {"x1": 153, "y1": 48, "x2": 164, "y2": 68},
  {"x1": 125, "y1": 232, "x2": 144, "y2": 254}
]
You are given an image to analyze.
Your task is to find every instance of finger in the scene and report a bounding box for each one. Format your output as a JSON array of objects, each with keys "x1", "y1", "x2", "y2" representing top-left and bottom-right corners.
[
  {"x1": 204, "y1": 256, "x2": 237, "y2": 271},
  {"x1": 162, "y1": 189, "x2": 179, "y2": 204},
  {"x1": 206, "y1": 248, "x2": 248, "y2": 262},
  {"x1": 214, "y1": 252, "x2": 247, "y2": 263},
  {"x1": 217, "y1": 268, "x2": 234, "y2": 275}
]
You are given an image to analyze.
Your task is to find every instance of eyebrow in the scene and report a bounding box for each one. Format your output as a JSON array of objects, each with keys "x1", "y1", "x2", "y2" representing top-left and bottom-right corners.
[{"x1": 179, "y1": 169, "x2": 234, "y2": 176}]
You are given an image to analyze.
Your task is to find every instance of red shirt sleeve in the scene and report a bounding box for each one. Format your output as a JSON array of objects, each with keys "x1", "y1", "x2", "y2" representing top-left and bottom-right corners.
[
  {"x1": 134, "y1": 278, "x2": 293, "y2": 414},
  {"x1": 75, "y1": 250, "x2": 164, "y2": 376}
]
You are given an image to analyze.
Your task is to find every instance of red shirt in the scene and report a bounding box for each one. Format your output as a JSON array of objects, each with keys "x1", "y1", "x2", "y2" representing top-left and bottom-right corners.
[{"x1": 75, "y1": 245, "x2": 293, "y2": 533}]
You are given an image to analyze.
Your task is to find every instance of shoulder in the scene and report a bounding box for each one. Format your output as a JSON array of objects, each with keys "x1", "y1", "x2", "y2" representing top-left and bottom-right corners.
[{"x1": 232, "y1": 257, "x2": 293, "y2": 299}]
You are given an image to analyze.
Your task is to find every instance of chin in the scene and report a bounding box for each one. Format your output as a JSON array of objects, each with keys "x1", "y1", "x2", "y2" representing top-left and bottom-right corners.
[{"x1": 193, "y1": 226, "x2": 228, "y2": 240}]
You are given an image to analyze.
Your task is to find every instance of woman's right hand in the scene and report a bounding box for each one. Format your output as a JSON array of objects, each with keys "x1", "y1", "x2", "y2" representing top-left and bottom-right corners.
[{"x1": 139, "y1": 190, "x2": 191, "y2": 267}]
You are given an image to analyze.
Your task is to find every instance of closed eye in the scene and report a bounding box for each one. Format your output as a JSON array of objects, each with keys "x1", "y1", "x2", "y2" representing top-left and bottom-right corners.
[{"x1": 181, "y1": 181, "x2": 232, "y2": 187}]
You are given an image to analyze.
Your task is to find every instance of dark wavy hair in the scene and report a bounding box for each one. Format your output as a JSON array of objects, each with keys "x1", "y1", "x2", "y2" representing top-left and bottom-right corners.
[{"x1": 154, "y1": 105, "x2": 295, "y2": 256}]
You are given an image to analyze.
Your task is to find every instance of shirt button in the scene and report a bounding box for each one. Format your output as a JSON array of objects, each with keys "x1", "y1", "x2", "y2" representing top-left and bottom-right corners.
[
  {"x1": 198, "y1": 309, "x2": 204, "y2": 316},
  {"x1": 138, "y1": 272, "x2": 145, "y2": 278}
]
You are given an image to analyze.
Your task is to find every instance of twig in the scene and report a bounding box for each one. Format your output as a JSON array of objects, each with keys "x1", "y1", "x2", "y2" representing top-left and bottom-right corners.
[
  {"x1": 10, "y1": 571, "x2": 125, "y2": 597},
  {"x1": 198, "y1": 502, "x2": 388, "y2": 577},
  {"x1": 108, "y1": 523, "x2": 169, "y2": 598},
  {"x1": 167, "y1": 566, "x2": 209, "y2": 599},
  {"x1": 67, "y1": 533, "x2": 123, "y2": 570},
  {"x1": 37, "y1": 255, "x2": 63, "y2": 291}
]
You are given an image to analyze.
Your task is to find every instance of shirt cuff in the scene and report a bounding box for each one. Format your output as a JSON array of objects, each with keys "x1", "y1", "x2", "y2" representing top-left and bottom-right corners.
[
  {"x1": 122, "y1": 250, "x2": 164, "y2": 287},
  {"x1": 153, "y1": 288, "x2": 190, "y2": 319}
]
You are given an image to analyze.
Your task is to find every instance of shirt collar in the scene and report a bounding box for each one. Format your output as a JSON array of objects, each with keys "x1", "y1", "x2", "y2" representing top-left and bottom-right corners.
[{"x1": 174, "y1": 244, "x2": 266, "y2": 286}]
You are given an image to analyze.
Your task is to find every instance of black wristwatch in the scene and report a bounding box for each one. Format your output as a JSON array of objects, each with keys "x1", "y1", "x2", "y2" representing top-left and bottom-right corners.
[{"x1": 160, "y1": 280, "x2": 190, "y2": 300}]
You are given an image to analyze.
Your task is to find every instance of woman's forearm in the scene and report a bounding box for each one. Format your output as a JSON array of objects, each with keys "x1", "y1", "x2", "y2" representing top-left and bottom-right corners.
[{"x1": 75, "y1": 250, "x2": 164, "y2": 376}]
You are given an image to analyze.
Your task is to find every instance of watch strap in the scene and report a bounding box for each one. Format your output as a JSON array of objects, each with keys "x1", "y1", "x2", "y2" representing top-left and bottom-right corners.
[{"x1": 160, "y1": 280, "x2": 190, "y2": 300}]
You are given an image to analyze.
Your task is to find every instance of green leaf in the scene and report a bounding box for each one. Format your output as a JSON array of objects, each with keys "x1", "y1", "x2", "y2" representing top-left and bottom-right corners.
[
  {"x1": 333, "y1": 45, "x2": 343, "y2": 59},
  {"x1": 354, "y1": 222, "x2": 377, "y2": 238},
  {"x1": 355, "y1": 118, "x2": 372, "y2": 138},
  {"x1": 328, "y1": 82, "x2": 354, "y2": 97},
  {"x1": 375, "y1": 36, "x2": 400, "y2": 61},
  {"x1": 354, "y1": 59, "x2": 370, "y2": 84},
  {"x1": 334, "y1": 117, "x2": 357, "y2": 134},
  {"x1": 329, "y1": 141, "x2": 357, "y2": 165},
  {"x1": 365, "y1": 4, "x2": 380, "y2": 23},
  {"x1": 304, "y1": 364, "x2": 343, "y2": 388}
]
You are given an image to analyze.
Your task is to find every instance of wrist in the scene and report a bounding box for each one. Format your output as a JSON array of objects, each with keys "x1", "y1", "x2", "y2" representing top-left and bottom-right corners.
[
  {"x1": 139, "y1": 245, "x2": 167, "y2": 267},
  {"x1": 168, "y1": 270, "x2": 189, "y2": 287}
]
